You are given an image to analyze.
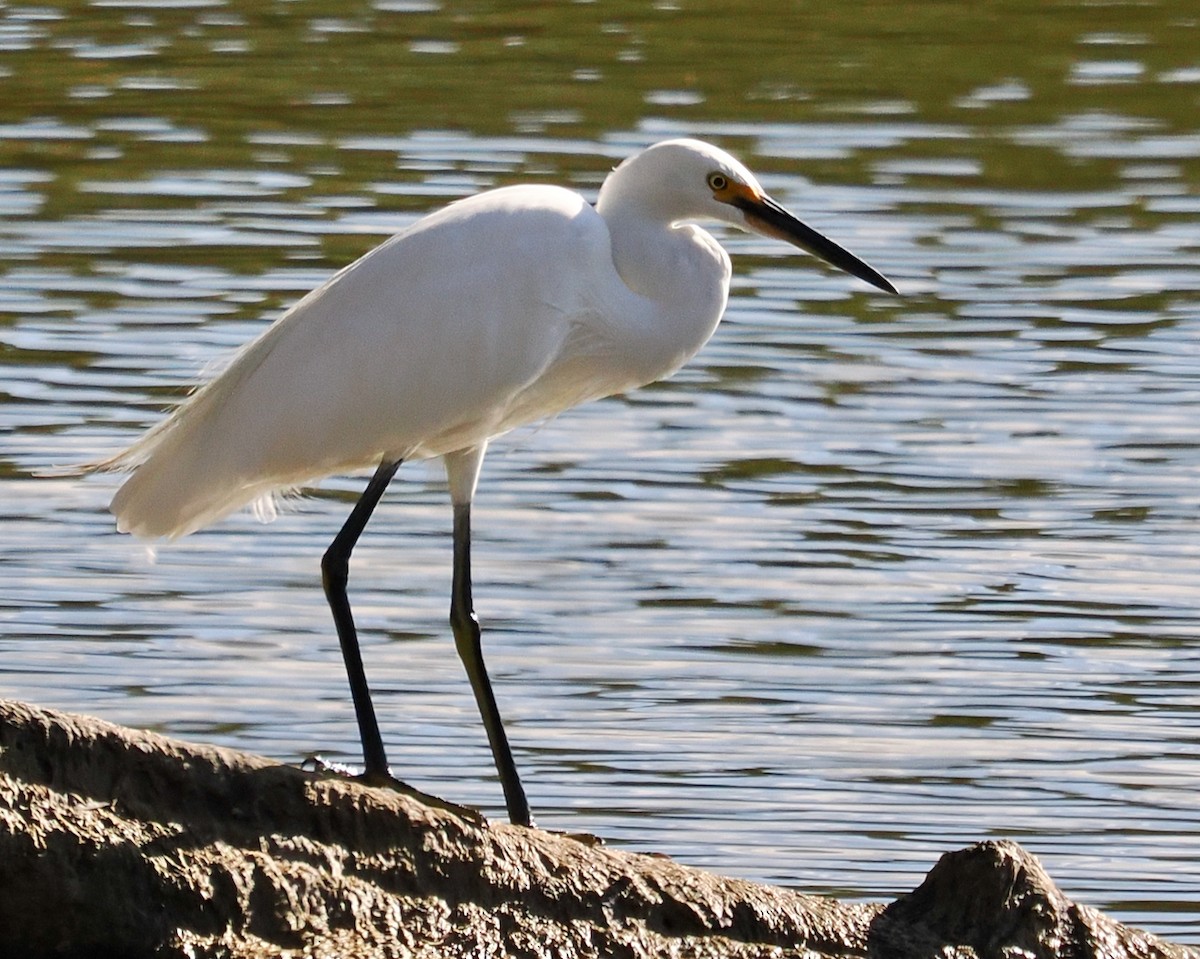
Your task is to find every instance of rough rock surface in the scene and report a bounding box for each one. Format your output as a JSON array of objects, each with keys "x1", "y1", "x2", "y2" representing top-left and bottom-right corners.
[{"x1": 0, "y1": 699, "x2": 1193, "y2": 958}]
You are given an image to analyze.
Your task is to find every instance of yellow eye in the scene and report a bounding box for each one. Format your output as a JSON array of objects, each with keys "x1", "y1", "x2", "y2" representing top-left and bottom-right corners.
[{"x1": 707, "y1": 172, "x2": 729, "y2": 192}]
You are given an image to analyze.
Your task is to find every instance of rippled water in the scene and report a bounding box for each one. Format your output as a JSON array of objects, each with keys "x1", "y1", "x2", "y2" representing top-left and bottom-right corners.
[{"x1": 3, "y1": 0, "x2": 1200, "y2": 943}]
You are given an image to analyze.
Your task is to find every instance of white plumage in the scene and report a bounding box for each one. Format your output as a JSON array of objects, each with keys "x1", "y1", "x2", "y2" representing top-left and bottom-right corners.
[{"x1": 93, "y1": 138, "x2": 896, "y2": 826}]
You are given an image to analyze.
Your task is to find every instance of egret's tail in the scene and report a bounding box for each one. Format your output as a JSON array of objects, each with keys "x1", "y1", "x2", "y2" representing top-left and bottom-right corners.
[
  {"x1": 107, "y1": 437, "x2": 243, "y2": 540},
  {"x1": 89, "y1": 387, "x2": 280, "y2": 540}
]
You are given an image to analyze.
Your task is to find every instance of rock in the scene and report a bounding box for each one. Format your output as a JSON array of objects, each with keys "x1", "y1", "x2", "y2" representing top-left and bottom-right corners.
[{"x1": 0, "y1": 699, "x2": 1193, "y2": 958}]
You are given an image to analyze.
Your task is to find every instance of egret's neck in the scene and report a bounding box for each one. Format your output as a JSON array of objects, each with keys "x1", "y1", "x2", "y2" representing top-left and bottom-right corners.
[
  {"x1": 597, "y1": 198, "x2": 730, "y2": 309},
  {"x1": 594, "y1": 195, "x2": 732, "y2": 384}
]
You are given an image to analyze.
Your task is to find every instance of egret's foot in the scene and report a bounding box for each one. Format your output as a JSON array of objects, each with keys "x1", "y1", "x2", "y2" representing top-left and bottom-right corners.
[
  {"x1": 302, "y1": 754, "x2": 359, "y2": 778},
  {"x1": 302, "y1": 755, "x2": 488, "y2": 826},
  {"x1": 547, "y1": 829, "x2": 605, "y2": 847}
]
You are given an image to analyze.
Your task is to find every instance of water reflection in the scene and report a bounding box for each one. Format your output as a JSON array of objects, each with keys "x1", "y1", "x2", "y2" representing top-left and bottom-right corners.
[{"x1": 3, "y1": 0, "x2": 1200, "y2": 944}]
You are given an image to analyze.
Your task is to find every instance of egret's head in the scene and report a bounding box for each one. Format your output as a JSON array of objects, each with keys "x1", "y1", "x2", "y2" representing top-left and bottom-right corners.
[
  {"x1": 599, "y1": 138, "x2": 762, "y2": 222},
  {"x1": 599, "y1": 138, "x2": 897, "y2": 295}
]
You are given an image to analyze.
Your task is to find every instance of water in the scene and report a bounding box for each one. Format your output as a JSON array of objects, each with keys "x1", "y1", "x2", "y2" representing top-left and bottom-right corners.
[{"x1": 3, "y1": 0, "x2": 1200, "y2": 943}]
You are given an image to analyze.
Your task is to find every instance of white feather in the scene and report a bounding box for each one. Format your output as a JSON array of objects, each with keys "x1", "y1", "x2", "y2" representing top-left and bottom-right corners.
[{"x1": 98, "y1": 139, "x2": 891, "y2": 539}]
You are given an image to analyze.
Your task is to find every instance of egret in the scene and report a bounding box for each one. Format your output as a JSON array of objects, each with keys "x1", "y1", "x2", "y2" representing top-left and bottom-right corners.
[{"x1": 95, "y1": 138, "x2": 896, "y2": 828}]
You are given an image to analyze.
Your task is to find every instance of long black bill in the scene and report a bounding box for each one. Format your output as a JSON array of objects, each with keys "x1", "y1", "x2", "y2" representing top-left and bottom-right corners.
[{"x1": 738, "y1": 194, "x2": 898, "y2": 295}]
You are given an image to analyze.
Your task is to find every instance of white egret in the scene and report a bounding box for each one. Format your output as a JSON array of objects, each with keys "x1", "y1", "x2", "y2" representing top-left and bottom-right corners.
[{"x1": 94, "y1": 139, "x2": 896, "y2": 827}]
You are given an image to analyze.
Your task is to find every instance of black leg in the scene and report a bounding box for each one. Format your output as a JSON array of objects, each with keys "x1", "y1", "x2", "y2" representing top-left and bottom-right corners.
[
  {"x1": 450, "y1": 500, "x2": 533, "y2": 827},
  {"x1": 321, "y1": 457, "x2": 401, "y2": 780}
]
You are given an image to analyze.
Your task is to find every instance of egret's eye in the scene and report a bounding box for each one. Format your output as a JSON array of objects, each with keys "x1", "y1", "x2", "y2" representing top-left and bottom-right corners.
[{"x1": 707, "y1": 172, "x2": 729, "y2": 192}]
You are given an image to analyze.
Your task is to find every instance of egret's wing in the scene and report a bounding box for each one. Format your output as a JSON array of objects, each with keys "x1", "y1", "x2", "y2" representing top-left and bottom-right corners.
[{"x1": 108, "y1": 185, "x2": 622, "y2": 538}]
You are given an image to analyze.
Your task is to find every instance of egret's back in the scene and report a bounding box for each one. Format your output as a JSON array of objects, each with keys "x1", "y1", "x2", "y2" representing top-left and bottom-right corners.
[{"x1": 107, "y1": 185, "x2": 629, "y2": 538}]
